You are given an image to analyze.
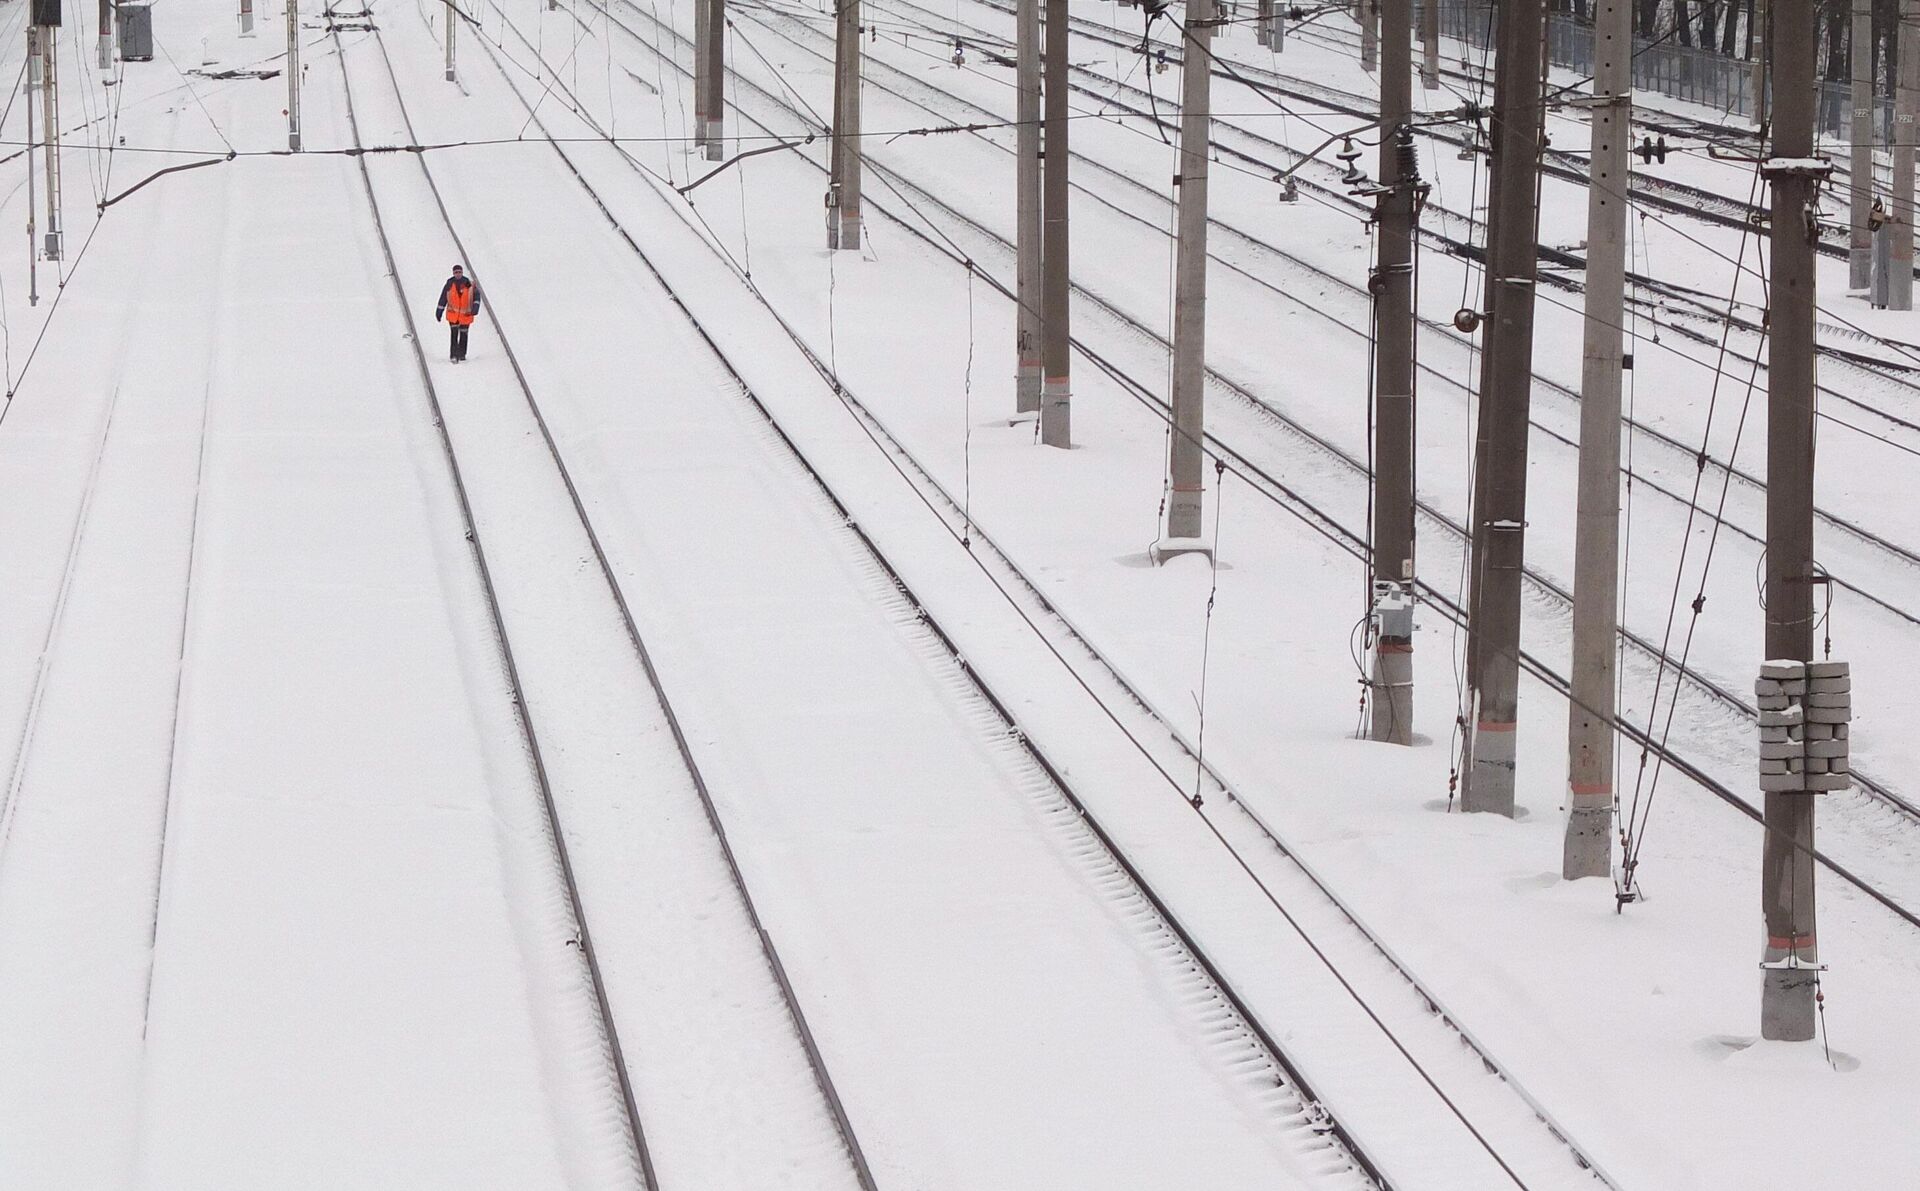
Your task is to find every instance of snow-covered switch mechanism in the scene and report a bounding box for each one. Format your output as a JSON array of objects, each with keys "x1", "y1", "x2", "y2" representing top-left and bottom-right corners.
[{"x1": 1756, "y1": 660, "x2": 1851, "y2": 793}]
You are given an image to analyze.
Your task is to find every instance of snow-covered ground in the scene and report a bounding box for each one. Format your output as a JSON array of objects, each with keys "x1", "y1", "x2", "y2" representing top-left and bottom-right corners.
[{"x1": 0, "y1": 0, "x2": 1914, "y2": 1186}]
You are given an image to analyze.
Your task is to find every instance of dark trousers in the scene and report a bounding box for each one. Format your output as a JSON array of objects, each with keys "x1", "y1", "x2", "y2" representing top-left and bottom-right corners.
[{"x1": 449, "y1": 323, "x2": 471, "y2": 360}]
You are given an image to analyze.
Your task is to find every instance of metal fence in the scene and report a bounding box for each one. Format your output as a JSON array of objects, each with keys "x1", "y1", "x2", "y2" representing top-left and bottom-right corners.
[{"x1": 1436, "y1": 1, "x2": 1884, "y2": 138}]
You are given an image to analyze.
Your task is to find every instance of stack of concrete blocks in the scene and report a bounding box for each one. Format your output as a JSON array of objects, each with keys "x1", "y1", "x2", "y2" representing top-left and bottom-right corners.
[{"x1": 1756, "y1": 660, "x2": 1852, "y2": 792}]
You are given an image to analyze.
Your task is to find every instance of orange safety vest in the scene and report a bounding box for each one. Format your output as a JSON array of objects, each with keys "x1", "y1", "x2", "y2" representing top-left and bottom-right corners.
[{"x1": 445, "y1": 279, "x2": 476, "y2": 326}]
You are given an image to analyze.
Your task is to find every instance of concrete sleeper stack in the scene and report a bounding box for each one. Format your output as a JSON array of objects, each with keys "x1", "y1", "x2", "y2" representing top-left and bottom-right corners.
[{"x1": 1756, "y1": 660, "x2": 1851, "y2": 793}]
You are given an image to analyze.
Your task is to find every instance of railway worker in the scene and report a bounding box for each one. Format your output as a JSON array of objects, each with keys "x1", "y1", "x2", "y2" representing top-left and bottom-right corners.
[{"x1": 434, "y1": 264, "x2": 481, "y2": 362}]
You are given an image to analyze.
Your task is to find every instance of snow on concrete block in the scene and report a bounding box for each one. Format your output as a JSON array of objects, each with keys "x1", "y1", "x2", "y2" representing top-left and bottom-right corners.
[
  {"x1": 1758, "y1": 707, "x2": 1804, "y2": 726},
  {"x1": 1761, "y1": 660, "x2": 1808, "y2": 679}
]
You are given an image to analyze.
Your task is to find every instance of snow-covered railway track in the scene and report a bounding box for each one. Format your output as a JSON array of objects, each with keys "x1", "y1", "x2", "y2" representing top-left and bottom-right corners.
[
  {"x1": 760, "y1": 0, "x2": 1920, "y2": 631},
  {"x1": 464, "y1": 1, "x2": 1652, "y2": 1186},
  {"x1": 717, "y1": 1, "x2": 1920, "y2": 864},
  {"x1": 545, "y1": 0, "x2": 1920, "y2": 933},
  {"x1": 866, "y1": 0, "x2": 1920, "y2": 459},
  {"x1": 335, "y1": 6, "x2": 1500, "y2": 1186},
  {"x1": 333, "y1": 25, "x2": 888, "y2": 1191}
]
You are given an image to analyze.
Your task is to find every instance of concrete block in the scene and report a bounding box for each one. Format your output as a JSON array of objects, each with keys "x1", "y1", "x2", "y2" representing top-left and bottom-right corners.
[
  {"x1": 1761, "y1": 660, "x2": 1807, "y2": 680},
  {"x1": 1803, "y1": 758, "x2": 1829, "y2": 775},
  {"x1": 1759, "y1": 741, "x2": 1803, "y2": 760},
  {"x1": 1755, "y1": 678, "x2": 1784, "y2": 697},
  {"x1": 1806, "y1": 692, "x2": 1851, "y2": 709},
  {"x1": 1757, "y1": 694, "x2": 1791, "y2": 711},
  {"x1": 1805, "y1": 705, "x2": 1852, "y2": 724},
  {"x1": 1803, "y1": 722, "x2": 1834, "y2": 740},
  {"x1": 1805, "y1": 660, "x2": 1849, "y2": 679},
  {"x1": 1807, "y1": 676, "x2": 1851, "y2": 695},
  {"x1": 1758, "y1": 708, "x2": 1804, "y2": 727},
  {"x1": 1806, "y1": 773, "x2": 1851, "y2": 791},
  {"x1": 1835, "y1": 723, "x2": 1850, "y2": 740},
  {"x1": 1805, "y1": 738, "x2": 1848, "y2": 759},
  {"x1": 1760, "y1": 773, "x2": 1808, "y2": 792}
]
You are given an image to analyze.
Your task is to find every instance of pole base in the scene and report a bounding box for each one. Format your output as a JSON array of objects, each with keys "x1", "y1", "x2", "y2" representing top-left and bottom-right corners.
[
  {"x1": 1015, "y1": 365, "x2": 1040, "y2": 416},
  {"x1": 1760, "y1": 965, "x2": 1819, "y2": 1041},
  {"x1": 1368, "y1": 646, "x2": 1413, "y2": 746},
  {"x1": 1163, "y1": 490, "x2": 1203, "y2": 542},
  {"x1": 1561, "y1": 803, "x2": 1612, "y2": 879},
  {"x1": 1849, "y1": 247, "x2": 1872, "y2": 292},
  {"x1": 1039, "y1": 378, "x2": 1070, "y2": 449},
  {"x1": 1462, "y1": 721, "x2": 1517, "y2": 816},
  {"x1": 1150, "y1": 536, "x2": 1212, "y2": 565},
  {"x1": 828, "y1": 210, "x2": 860, "y2": 251}
]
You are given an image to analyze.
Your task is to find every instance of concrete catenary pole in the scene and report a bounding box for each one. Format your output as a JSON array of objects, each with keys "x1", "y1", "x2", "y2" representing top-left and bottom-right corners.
[
  {"x1": 1039, "y1": 0, "x2": 1071, "y2": 448},
  {"x1": 98, "y1": 0, "x2": 111, "y2": 66},
  {"x1": 1420, "y1": 0, "x2": 1439, "y2": 89},
  {"x1": 287, "y1": 0, "x2": 302, "y2": 151},
  {"x1": 1360, "y1": 0, "x2": 1377, "y2": 71},
  {"x1": 704, "y1": 0, "x2": 725, "y2": 157},
  {"x1": 1369, "y1": 0, "x2": 1416, "y2": 744},
  {"x1": 828, "y1": 0, "x2": 862, "y2": 248},
  {"x1": 1753, "y1": 0, "x2": 1770, "y2": 126},
  {"x1": 1462, "y1": 0, "x2": 1545, "y2": 817},
  {"x1": 240, "y1": 0, "x2": 255, "y2": 37},
  {"x1": 1759, "y1": 0, "x2": 1823, "y2": 1043},
  {"x1": 1849, "y1": 0, "x2": 1873, "y2": 290},
  {"x1": 1015, "y1": 0, "x2": 1041, "y2": 412},
  {"x1": 444, "y1": 0, "x2": 456, "y2": 81},
  {"x1": 1164, "y1": 0, "x2": 1214, "y2": 544},
  {"x1": 694, "y1": 0, "x2": 710, "y2": 156},
  {"x1": 24, "y1": 27, "x2": 37, "y2": 308},
  {"x1": 38, "y1": 17, "x2": 61, "y2": 262},
  {"x1": 1565, "y1": 0, "x2": 1632, "y2": 878},
  {"x1": 1890, "y1": 0, "x2": 1917, "y2": 310}
]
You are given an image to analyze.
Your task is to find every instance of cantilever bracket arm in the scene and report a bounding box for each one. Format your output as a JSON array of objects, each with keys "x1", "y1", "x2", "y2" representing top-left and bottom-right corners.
[
  {"x1": 1270, "y1": 117, "x2": 1384, "y2": 187},
  {"x1": 677, "y1": 134, "x2": 816, "y2": 195},
  {"x1": 98, "y1": 151, "x2": 238, "y2": 210}
]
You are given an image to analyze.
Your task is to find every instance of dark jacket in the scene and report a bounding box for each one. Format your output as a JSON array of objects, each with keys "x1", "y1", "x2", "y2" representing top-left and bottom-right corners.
[{"x1": 436, "y1": 276, "x2": 481, "y2": 324}]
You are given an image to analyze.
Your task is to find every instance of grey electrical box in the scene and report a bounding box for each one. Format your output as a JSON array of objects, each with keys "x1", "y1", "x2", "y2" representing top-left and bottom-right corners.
[{"x1": 117, "y1": 4, "x2": 154, "y2": 61}]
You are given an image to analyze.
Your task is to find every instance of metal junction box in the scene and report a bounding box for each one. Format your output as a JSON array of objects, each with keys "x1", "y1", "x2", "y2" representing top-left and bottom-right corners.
[{"x1": 118, "y1": 3, "x2": 154, "y2": 61}]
